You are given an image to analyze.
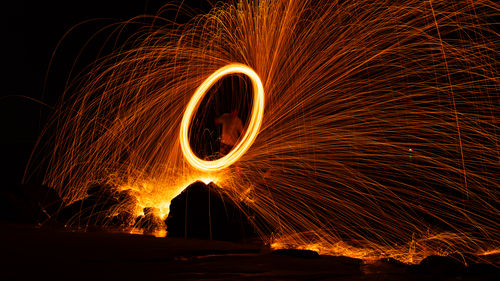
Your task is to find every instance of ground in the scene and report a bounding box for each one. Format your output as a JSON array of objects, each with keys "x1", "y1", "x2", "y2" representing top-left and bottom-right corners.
[{"x1": 2, "y1": 222, "x2": 498, "y2": 281}]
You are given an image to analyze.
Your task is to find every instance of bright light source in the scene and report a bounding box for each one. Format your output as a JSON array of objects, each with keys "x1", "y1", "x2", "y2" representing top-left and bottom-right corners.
[{"x1": 180, "y1": 64, "x2": 265, "y2": 171}]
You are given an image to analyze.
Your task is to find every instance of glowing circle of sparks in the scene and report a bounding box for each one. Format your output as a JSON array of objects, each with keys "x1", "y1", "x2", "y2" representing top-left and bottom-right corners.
[{"x1": 180, "y1": 64, "x2": 265, "y2": 171}]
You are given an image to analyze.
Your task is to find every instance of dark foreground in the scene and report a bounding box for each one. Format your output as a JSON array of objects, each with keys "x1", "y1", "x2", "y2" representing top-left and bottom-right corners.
[{"x1": 2, "y1": 223, "x2": 499, "y2": 281}]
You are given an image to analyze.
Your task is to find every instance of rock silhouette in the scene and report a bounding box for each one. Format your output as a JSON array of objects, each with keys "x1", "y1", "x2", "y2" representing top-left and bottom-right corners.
[
  {"x1": 408, "y1": 255, "x2": 465, "y2": 275},
  {"x1": 0, "y1": 183, "x2": 62, "y2": 224},
  {"x1": 165, "y1": 181, "x2": 259, "y2": 241},
  {"x1": 135, "y1": 207, "x2": 165, "y2": 233},
  {"x1": 57, "y1": 184, "x2": 124, "y2": 226}
]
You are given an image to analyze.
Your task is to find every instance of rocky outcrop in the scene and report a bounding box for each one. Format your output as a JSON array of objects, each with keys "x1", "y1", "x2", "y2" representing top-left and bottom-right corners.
[
  {"x1": 165, "y1": 181, "x2": 258, "y2": 242},
  {"x1": 0, "y1": 183, "x2": 62, "y2": 224},
  {"x1": 57, "y1": 184, "x2": 133, "y2": 227}
]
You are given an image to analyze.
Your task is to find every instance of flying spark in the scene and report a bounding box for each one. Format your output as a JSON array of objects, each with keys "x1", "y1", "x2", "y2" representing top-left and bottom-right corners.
[{"x1": 26, "y1": 0, "x2": 500, "y2": 263}]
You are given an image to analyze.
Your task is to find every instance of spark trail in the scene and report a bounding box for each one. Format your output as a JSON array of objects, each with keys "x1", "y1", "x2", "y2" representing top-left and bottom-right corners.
[{"x1": 26, "y1": 0, "x2": 500, "y2": 263}]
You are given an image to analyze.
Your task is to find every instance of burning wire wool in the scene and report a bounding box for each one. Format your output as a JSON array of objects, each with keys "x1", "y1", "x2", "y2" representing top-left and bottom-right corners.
[
  {"x1": 180, "y1": 63, "x2": 264, "y2": 171},
  {"x1": 27, "y1": 0, "x2": 500, "y2": 263}
]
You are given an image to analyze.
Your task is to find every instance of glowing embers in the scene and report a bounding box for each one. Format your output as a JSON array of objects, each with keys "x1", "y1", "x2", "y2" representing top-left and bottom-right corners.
[{"x1": 180, "y1": 64, "x2": 264, "y2": 171}]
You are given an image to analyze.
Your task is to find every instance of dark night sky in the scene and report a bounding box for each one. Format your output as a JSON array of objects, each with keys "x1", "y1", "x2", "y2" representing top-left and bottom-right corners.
[
  {"x1": 2, "y1": 0, "x2": 211, "y2": 184},
  {"x1": 2, "y1": 1, "x2": 498, "y2": 185}
]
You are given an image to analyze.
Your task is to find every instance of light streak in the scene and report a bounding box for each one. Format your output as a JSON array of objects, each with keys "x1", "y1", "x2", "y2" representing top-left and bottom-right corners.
[
  {"x1": 25, "y1": 0, "x2": 499, "y2": 263},
  {"x1": 180, "y1": 64, "x2": 265, "y2": 171}
]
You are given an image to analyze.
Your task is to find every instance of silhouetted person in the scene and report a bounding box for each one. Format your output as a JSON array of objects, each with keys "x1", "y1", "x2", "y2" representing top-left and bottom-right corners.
[{"x1": 215, "y1": 110, "x2": 243, "y2": 156}]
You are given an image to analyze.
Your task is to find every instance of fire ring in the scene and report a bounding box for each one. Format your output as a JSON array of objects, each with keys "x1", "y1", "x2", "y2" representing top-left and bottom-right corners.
[{"x1": 180, "y1": 64, "x2": 265, "y2": 171}]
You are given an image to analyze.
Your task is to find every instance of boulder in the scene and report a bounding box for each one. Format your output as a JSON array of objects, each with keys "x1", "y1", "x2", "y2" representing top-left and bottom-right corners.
[
  {"x1": 0, "y1": 183, "x2": 63, "y2": 224},
  {"x1": 165, "y1": 181, "x2": 258, "y2": 241},
  {"x1": 135, "y1": 207, "x2": 165, "y2": 233},
  {"x1": 57, "y1": 183, "x2": 120, "y2": 226},
  {"x1": 408, "y1": 255, "x2": 465, "y2": 275}
]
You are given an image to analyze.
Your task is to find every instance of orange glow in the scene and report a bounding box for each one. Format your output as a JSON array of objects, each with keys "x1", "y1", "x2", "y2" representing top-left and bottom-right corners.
[
  {"x1": 27, "y1": 0, "x2": 500, "y2": 264},
  {"x1": 180, "y1": 64, "x2": 265, "y2": 171},
  {"x1": 129, "y1": 227, "x2": 167, "y2": 238},
  {"x1": 117, "y1": 173, "x2": 224, "y2": 220}
]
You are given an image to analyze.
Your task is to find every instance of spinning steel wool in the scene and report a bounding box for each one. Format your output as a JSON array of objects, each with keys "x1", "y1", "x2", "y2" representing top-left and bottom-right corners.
[{"x1": 27, "y1": 0, "x2": 499, "y2": 263}]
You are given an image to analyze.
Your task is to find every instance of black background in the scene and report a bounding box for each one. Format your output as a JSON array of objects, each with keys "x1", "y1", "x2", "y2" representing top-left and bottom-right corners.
[{"x1": 2, "y1": 0, "x2": 212, "y2": 184}]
